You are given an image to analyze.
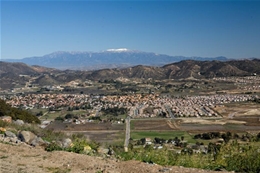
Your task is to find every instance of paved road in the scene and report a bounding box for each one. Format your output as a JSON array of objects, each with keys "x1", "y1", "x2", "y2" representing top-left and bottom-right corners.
[
  {"x1": 124, "y1": 116, "x2": 131, "y2": 152},
  {"x1": 228, "y1": 112, "x2": 237, "y2": 119},
  {"x1": 165, "y1": 105, "x2": 175, "y2": 119}
]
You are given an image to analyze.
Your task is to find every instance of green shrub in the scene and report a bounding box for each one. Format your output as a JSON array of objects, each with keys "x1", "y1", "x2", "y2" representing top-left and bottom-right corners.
[
  {"x1": 66, "y1": 138, "x2": 87, "y2": 153},
  {"x1": 45, "y1": 142, "x2": 63, "y2": 152},
  {"x1": 217, "y1": 142, "x2": 260, "y2": 172},
  {"x1": 40, "y1": 130, "x2": 67, "y2": 142},
  {"x1": 0, "y1": 99, "x2": 40, "y2": 124}
]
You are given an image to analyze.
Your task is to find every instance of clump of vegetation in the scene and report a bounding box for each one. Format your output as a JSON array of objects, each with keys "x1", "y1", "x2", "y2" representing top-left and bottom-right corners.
[
  {"x1": 44, "y1": 133, "x2": 100, "y2": 155},
  {"x1": 0, "y1": 99, "x2": 40, "y2": 124},
  {"x1": 101, "y1": 107, "x2": 127, "y2": 116},
  {"x1": 0, "y1": 119, "x2": 41, "y2": 135},
  {"x1": 40, "y1": 130, "x2": 67, "y2": 142},
  {"x1": 215, "y1": 141, "x2": 260, "y2": 172},
  {"x1": 113, "y1": 133, "x2": 260, "y2": 172}
]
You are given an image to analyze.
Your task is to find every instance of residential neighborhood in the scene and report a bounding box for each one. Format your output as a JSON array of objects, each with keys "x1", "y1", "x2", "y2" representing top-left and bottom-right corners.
[{"x1": 1, "y1": 93, "x2": 258, "y2": 120}]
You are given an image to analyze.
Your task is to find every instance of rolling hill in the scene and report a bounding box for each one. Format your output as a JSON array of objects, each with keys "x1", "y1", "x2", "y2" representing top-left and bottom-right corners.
[{"x1": 0, "y1": 59, "x2": 260, "y2": 90}]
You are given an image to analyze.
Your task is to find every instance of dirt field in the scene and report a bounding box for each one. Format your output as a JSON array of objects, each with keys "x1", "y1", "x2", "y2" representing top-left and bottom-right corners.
[
  {"x1": 131, "y1": 119, "x2": 178, "y2": 131},
  {"x1": 46, "y1": 101, "x2": 260, "y2": 143},
  {"x1": 65, "y1": 131, "x2": 125, "y2": 144},
  {"x1": 46, "y1": 121, "x2": 125, "y2": 143},
  {"x1": 213, "y1": 102, "x2": 260, "y2": 117},
  {"x1": 213, "y1": 102, "x2": 260, "y2": 126},
  {"x1": 47, "y1": 121, "x2": 125, "y2": 131}
]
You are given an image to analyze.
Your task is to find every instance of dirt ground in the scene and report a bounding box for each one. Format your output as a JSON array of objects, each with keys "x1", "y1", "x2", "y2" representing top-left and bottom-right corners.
[
  {"x1": 180, "y1": 118, "x2": 246, "y2": 125},
  {"x1": 213, "y1": 102, "x2": 260, "y2": 118},
  {"x1": 0, "y1": 143, "x2": 231, "y2": 173},
  {"x1": 131, "y1": 119, "x2": 175, "y2": 131}
]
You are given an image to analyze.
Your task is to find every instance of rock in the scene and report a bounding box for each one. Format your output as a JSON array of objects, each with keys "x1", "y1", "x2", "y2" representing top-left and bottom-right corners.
[
  {"x1": 3, "y1": 137, "x2": 11, "y2": 143},
  {"x1": 0, "y1": 127, "x2": 6, "y2": 132},
  {"x1": 98, "y1": 147, "x2": 109, "y2": 155},
  {"x1": 0, "y1": 116, "x2": 12, "y2": 123},
  {"x1": 0, "y1": 134, "x2": 4, "y2": 139},
  {"x1": 159, "y1": 168, "x2": 172, "y2": 172},
  {"x1": 31, "y1": 137, "x2": 45, "y2": 147},
  {"x1": 62, "y1": 138, "x2": 72, "y2": 148},
  {"x1": 56, "y1": 141, "x2": 63, "y2": 148},
  {"x1": 10, "y1": 137, "x2": 20, "y2": 144},
  {"x1": 108, "y1": 148, "x2": 114, "y2": 155},
  {"x1": 5, "y1": 131, "x2": 17, "y2": 138},
  {"x1": 13, "y1": 119, "x2": 24, "y2": 126},
  {"x1": 19, "y1": 131, "x2": 36, "y2": 144}
]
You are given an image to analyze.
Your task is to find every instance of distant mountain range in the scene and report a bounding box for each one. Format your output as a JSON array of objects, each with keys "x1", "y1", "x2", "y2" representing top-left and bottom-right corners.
[
  {"x1": 1, "y1": 59, "x2": 260, "y2": 90},
  {"x1": 2, "y1": 49, "x2": 228, "y2": 70}
]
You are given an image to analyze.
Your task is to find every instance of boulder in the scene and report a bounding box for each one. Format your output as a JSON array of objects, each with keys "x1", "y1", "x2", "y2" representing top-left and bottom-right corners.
[
  {"x1": 19, "y1": 131, "x2": 36, "y2": 144},
  {"x1": 5, "y1": 131, "x2": 17, "y2": 138},
  {"x1": 62, "y1": 138, "x2": 72, "y2": 148},
  {"x1": 13, "y1": 119, "x2": 24, "y2": 126},
  {"x1": 31, "y1": 137, "x2": 46, "y2": 147},
  {"x1": 0, "y1": 127, "x2": 6, "y2": 132},
  {"x1": 0, "y1": 116, "x2": 12, "y2": 123},
  {"x1": 0, "y1": 134, "x2": 4, "y2": 139},
  {"x1": 10, "y1": 137, "x2": 20, "y2": 144},
  {"x1": 56, "y1": 141, "x2": 63, "y2": 148},
  {"x1": 98, "y1": 147, "x2": 109, "y2": 155}
]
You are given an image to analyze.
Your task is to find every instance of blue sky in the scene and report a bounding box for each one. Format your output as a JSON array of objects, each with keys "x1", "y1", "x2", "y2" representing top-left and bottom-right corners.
[{"x1": 1, "y1": 0, "x2": 260, "y2": 59}]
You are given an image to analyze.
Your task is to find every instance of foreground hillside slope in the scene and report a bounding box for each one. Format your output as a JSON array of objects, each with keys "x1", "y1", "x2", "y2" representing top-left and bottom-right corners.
[{"x1": 0, "y1": 143, "x2": 230, "y2": 173}]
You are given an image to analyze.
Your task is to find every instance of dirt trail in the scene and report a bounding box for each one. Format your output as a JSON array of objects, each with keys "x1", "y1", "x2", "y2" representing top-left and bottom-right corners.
[{"x1": 167, "y1": 120, "x2": 179, "y2": 129}]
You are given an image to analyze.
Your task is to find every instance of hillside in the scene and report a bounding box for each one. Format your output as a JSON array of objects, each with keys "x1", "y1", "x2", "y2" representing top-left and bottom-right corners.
[
  {"x1": 0, "y1": 61, "x2": 59, "y2": 89},
  {"x1": 89, "y1": 59, "x2": 260, "y2": 80},
  {"x1": 0, "y1": 142, "x2": 230, "y2": 173},
  {"x1": 0, "y1": 59, "x2": 260, "y2": 90},
  {"x1": 0, "y1": 99, "x2": 40, "y2": 123}
]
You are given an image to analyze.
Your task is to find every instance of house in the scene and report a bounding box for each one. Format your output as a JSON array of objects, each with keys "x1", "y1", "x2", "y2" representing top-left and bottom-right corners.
[{"x1": 145, "y1": 138, "x2": 153, "y2": 145}]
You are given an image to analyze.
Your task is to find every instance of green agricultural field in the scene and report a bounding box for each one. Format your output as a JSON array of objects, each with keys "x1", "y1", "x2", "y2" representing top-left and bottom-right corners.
[{"x1": 131, "y1": 131, "x2": 196, "y2": 143}]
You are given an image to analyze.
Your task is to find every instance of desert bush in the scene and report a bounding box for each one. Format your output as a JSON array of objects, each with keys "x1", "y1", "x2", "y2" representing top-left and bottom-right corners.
[
  {"x1": 0, "y1": 99, "x2": 40, "y2": 124},
  {"x1": 215, "y1": 141, "x2": 260, "y2": 172},
  {"x1": 113, "y1": 139, "x2": 260, "y2": 172},
  {"x1": 45, "y1": 142, "x2": 63, "y2": 152},
  {"x1": 66, "y1": 138, "x2": 87, "y2": 153},
  {"x1": 40, "y1": 130, "x2": 67, "y2": 142}
]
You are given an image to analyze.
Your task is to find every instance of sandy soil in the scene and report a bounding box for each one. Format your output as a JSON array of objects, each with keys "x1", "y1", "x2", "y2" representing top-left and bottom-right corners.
[
  {"x1": 243, "y1": 108, "x2": 260, "y2": 116},
  {"x1": 214, "y1": 102, "x2": 260, "y2": 118},
  {"x1": 0, "y1": 143, "x2": 231, "y2": 173},
  {"x1": 180, "y1": 118, "x2": 246, "y2": 125}
]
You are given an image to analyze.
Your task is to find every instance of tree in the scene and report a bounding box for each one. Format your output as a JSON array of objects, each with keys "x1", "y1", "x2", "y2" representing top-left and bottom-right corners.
[
  {"x1": 65, "y1": 113, "x2": 74, "y2": 119},
  {"x1": 257, "y1": 133, "x2": 260, "y2": 141},
  {"x1": 55, "y1": 116, "x2": 64, "y2": 121},
  {"x1": 36, "y1": 111, "x2": 43, "y2": 116}
]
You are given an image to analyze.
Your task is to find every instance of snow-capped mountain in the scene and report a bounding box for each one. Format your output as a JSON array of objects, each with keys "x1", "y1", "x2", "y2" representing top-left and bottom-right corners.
[
  {"x1": 2, "y1": 49, "x2": 227, "y2": 70},
  {"x1": 106, "y1": 48, "x2": 130, "y2": 52}
]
